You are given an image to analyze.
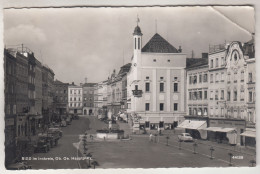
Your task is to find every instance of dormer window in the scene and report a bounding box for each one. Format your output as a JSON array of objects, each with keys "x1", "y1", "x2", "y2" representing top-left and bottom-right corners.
[
  {"x1": 153, "y1": 59, "x2": 156, "y2": 62},
  {"x1": 160, "y1": 77, "x2": 164, "y2": 80},
  {"x1": 146, "y1": 76, "x2": 149, "y2": 80},
  {"x1": 168, "y1": 59, "x2": 170, "y2": 62}
]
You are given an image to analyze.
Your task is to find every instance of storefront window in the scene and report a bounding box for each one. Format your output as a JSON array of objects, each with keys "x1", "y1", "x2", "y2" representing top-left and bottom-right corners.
[
  {"x1": 198, "y1": 108, "x2": 202, "y2": 116},
  {"x1": 204, "y1": 108, "x2": 208, "y2": 116}
]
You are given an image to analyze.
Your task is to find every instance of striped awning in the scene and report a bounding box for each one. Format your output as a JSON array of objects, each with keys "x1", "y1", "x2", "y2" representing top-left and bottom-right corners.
[{"x1": 202, "y1": 127, "x2": 235, "y2": 133}]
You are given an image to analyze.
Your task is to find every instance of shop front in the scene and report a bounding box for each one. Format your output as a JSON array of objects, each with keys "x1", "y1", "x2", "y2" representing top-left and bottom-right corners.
[
  {"x1": 240, "y1": 128, "x2": 256, "y2": 147},
  {"x1": 207, "y1": 118, "x2": 246, "y2": 145},
  {"x1": 177, "y1": 119, "x2": 207, "y2": 139}
]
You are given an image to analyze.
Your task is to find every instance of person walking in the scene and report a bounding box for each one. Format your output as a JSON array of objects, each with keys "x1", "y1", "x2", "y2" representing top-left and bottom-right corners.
[{"x1": 149, "y1": 133, "x2": 153, "y2": 142}]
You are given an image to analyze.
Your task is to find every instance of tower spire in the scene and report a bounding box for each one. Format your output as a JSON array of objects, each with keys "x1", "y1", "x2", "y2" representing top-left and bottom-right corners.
[
  {"x1": 155, "y1": 19, "x2": 157, "y2": 33},
  {"x1": 136, "y1": 14, "x2": 140, "y2": 26}
]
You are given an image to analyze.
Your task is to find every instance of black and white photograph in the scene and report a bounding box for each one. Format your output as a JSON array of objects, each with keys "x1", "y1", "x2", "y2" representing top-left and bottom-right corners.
[{"x1": 2, "y1": 2, "x2": 257, "y2": 171}]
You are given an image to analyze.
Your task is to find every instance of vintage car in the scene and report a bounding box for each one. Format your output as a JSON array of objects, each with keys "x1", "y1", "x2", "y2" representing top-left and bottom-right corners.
[
  {"x1": 60, "y1": 120, "x2": 67, "y2": 127},
  {"x1": 178, "y1": 133, "x2": 194, "y2": 142},
  {"x1": 34, "y1": 135, "x2": 51, "y2": 153},
  {"x1": 48, "y1": 127, "x2": 63, "y2": 138}
]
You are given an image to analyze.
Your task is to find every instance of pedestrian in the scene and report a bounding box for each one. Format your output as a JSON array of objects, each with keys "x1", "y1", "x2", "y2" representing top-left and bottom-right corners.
[{"x1": 149, "y1": 133, "x2": 153, "y2": 142}]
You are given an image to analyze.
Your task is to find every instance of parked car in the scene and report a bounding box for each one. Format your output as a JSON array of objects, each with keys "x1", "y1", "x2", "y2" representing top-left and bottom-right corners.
[
  {"x1": 178, "y1": 133, "x2": 194, "y2": 142},
  {"x1": 66, "y1": 117, "x2": 72, "y2": 125},
  {"x1": 60, "y1": 120, "x2": 67, "y2": 127}
]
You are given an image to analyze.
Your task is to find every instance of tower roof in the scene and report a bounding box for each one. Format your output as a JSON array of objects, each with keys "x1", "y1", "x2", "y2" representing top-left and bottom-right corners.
[
  {"x1": 133, "y1": 25, "x2": 143, "y2": 36},
  {"x1": 142, "y1": 33, "x2": 179, "y2": 53}
]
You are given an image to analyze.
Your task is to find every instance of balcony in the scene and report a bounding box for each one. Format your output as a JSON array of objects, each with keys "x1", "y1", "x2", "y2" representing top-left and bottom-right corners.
[{"x1": 132, "y1": 90, "x2": 143, "y2": 97}]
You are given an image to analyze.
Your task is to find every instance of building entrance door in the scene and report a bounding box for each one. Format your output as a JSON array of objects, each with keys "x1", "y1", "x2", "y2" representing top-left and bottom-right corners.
[
  {"x1": 84, "y1": 109, "x2": 87, "y2": 115},
  {"x1": 89, "y1": 109, "x2": 92, "y2": 115},
  {"x1": 74, "y1": 109, "x2": 77, "y2": 114}
]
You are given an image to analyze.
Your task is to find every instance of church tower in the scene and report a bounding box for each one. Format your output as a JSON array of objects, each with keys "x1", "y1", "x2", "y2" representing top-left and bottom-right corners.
[{"x1": 132, "y1": 17, "x2": 142, "y2": 81}]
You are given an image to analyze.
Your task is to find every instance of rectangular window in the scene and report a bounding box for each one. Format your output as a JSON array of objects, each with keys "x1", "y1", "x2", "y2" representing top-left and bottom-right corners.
[
  {"x1": 221, "y1": 57, "x2": 225, "y2": 66},
  {"x1": 135, "y1": 38, "x2": 136, "y2": 49},
  {"x1": 215, "y1": 90, "x2": 218, "y2": 100},
  {"x1": 215, "y1": 73, "x2": 219, "y2": 82},
  {"x1": 204, "y1": 91, "x2": 207, "y2": 99},
  {"x1": 70, "y1": 97, "x2": 72, "y2": 101},
  {"x1": 203, "y1": 74, "x2": 208, "y2": 82},
  {"x1": 193, "y1": 75, "x2": 197, "y2": 84},
  {"x1": 221, "y1": 72, "x2": 225, "y2": 81},
  {"x1": 249, "y1": 92, "x2": 253, "y2": 102},
  {"x1": 248, "y1": 73, "x2": 253, "y2": 83},
  {"x1": 189, "y1": 108, "x2": 192, "y2": 115},
  {"x1": 221, "y1": 108, "x2": 224, "y2": 117},
  {"x1": 216, "y1": 58, "x2": 219, "y2": 67},
  {"x1": 241, "y1": 71, "x2": 244, "y2": 81},
  {"x1": 174, "y1": 103, "x2": 178, "y2": 111},
  {"x1": 193, "y1": 91, "x2": 197, "y2": 100},
  {"x1": 221, "y1": 90, "x2": 224, "y2": 100},
  {"x1": 210, "y1": 74, "x2": 213, "y2": 83},
  {"x1": 159, "y1": 121, "x2": 164, "y2": 128},
  {"x1": 198, "y1": 108, "x2": 202, "y2": 116},
  {"x1": 145, "y1": 121, "x2": 150, "y2": 128},
  {"x1": 199, "y1": 74, "x2": 202, "y2": 83},
  {"x1": 145, "y1": 103, "x2": 150, "y2": 111},
  {"x1": 210, "y1": 91, "x2": 214, "y2": 100},
  {"x1": 174, "y1": 83, "x2": 178, "y2": 92},
  {"x1": 189, "y1": 92, "x2": 192, "y2": 100},
  {"x1": 135, "y1": 85, "x2": 138, "y2": 90},
  {"x1": 204, "y1": 108, "x2": 208, "y2": 116},
  {"x1": 145, "y1": 82, "x2": 150, "y2": 92},
  {"x1": 228, "y1": 73, "x2": 231, "y2": 83},
  {"x1": 138, "y1": 38, "x2": 140, "y2": 49},
  {"x1": 234, "y1": 91, "x2": 237, "y2": 101},
  {"x1": 74, "y1": 97, "x2": 76, "y2": 101},
  {"x1": 160, "y1": 103, "x2": 164, "y2": 111},
  {"x1": 193, "y1": 108, "x2": 197, "y2": 115},
  {"x1": 240, "y1": 90, "x2": 244, "y2": 101},
  {"x1": 160, "y1": 83, "x2": 164, "y2": 92},
  {"x1": 227, "y1": 91, "x2": 231, "y2": 101},
  {"x1": 210, "y1": 59, "x2": 213, "y2": 68},
  {"x1": 189, "y1": 76, "x2": 192, "y2": 84},
  {"x1": 199, "y1": 91, "x2": 202, "y2": 100}
]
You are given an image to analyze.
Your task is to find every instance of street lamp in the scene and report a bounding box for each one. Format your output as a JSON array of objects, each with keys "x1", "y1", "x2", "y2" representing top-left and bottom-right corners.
[
  {"x1": 86, "y1": 153, "x2": 92, "y2": 168},
  {"x1": 228, "y1": 152, "x2": 233, "y2": 166},
  {"x1": 249, "y1": 159, "x2": 256, "y2": 167},
  {"x1": 91, "y1": 161, "x2": 99, "y2": 169},
  {"x1": 209, "y1": 146, "x2": 215, "y2": 159},
  {"x1": 166, "y1": 136, "x2": 170, "y2": 146},
  {"x1": 193, "y1": 142, "x2": 198, "y2": 154}
]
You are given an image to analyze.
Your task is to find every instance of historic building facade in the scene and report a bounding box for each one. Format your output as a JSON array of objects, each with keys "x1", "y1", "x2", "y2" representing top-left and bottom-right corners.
[
  {"x1": 94, "y1": 80, "x2": 108, "y2": 118},
  {"x1": 53, "y1": 80, "x2": 69, "y2": 115},
  {"x1": 68, "y1": 84, "x2": 83, "y2": 114},
  {"x1": 42, "y1": 65, "x2": 55, "y2": 124},
  {"x1": 82, "y1": 79, "x2": 96, "y2": 116},
  {"x1": 127, "y1": 23, "x2": 186, "y2": 132}
]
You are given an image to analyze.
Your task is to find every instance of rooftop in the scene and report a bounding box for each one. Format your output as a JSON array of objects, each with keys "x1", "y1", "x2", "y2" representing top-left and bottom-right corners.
[{"x1": 142, "y1": 33, "x2": 179, "y2": 53}]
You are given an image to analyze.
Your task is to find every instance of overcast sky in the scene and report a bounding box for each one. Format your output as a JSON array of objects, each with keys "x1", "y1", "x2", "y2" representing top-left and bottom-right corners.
[{"x1": 4, "y1": 6, "x2": 254, "y2": 85}]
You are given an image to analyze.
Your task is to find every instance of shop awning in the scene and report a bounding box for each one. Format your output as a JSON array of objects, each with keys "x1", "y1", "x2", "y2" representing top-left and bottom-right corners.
[
  {"x1": 240, "y1": 130, "x2": 256, "y2": 138},
  {"x1": 202, "y1": 127, "x2": 235, "y2": 133},
  {"x1": 177, "y1": 120, "x2": 207, "y2": 130}
]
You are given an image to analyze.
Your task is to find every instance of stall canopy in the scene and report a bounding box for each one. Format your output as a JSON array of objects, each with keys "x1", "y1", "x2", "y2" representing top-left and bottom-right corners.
[
  {"x1": 240, "y1": 130, "x2": 256, "y2": 138},
  {"x1": 177, "y1": 120, "x2": 207, "y2": 130}
]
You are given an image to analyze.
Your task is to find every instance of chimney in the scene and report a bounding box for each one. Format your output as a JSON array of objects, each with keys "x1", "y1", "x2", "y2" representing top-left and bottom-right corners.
[
  {"x1": 85, "y1": 78, "x2": 88, "y2": 84},
  {"x1": 178, "y1": 46, "x2": 182, "y2": 53},
  {"x1": 202, "y1": 53, "x2": 208, "y2": 59}
]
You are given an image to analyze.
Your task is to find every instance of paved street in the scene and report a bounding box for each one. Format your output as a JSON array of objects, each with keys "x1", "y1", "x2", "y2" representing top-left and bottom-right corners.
[
  {"x1": 26, "y1": 116, "x2": 91, "y2": 169},
  {"x1": 25, "y1": 116, "x2": 256, "y2": 169}
]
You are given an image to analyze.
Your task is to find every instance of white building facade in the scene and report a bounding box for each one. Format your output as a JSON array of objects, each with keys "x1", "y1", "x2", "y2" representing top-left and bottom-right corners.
[
  {"x1": 127, "y1": 23, "x2": 186, "y2": 132},
  {"x1": 68, "y1": 85, "x2": 83, "y2": 114}
]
